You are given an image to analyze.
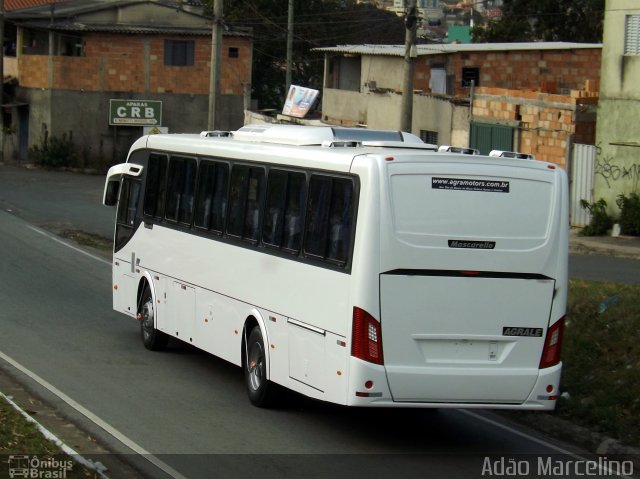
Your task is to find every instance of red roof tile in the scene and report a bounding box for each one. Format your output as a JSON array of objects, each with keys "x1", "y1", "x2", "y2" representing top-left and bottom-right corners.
[{"x1": 5, "y1": 0, "x2": 64, "y2": 11}]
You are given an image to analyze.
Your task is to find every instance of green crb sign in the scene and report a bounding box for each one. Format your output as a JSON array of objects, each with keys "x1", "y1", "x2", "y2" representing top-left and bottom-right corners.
[{"x1": 109, "y1": 99, "x2": 162, "y2": 126}]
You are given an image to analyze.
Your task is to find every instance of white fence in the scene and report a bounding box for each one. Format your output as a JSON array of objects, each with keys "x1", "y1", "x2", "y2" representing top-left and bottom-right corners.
[{"x1": 570, "y1": 143, "x2": 597, "y2": 227}]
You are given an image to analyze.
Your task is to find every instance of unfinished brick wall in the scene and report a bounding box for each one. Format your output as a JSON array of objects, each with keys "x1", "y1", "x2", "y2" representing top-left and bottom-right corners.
[
  {"x1": 414, "y1": 48, "x2": 601, "y2": 99},
  {"x1": 19, "y1": 32, "x2": 251, "y2": 95},
  {"x1": 473, "y1": 87, "x2": 599, "y2": 169}
]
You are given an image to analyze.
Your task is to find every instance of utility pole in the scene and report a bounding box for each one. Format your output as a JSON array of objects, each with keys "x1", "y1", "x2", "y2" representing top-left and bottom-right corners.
[
  {"x1": 208, "y1": 0, "x2": 223, "y2": 130},
  {"x1": 400, "y1": 0, "x2": 417, "y2": 133},
  {"x1": 285, "y1": 0, "x2": 293, "y2": 94}
]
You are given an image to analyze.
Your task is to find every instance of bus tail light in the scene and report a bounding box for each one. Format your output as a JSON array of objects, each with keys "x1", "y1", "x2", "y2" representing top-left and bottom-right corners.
[
  {"x1": 539, "y1": 317, "x2": 564, "y2": 369},
  {"x1": 352, "y1": 307, "x2": 384, "y2": 365}
]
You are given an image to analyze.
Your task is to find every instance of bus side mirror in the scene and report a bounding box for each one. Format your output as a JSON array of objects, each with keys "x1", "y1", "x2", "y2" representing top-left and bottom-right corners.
[{"x1": 103, "y1": 180, "x2": 120, "y2": 206}]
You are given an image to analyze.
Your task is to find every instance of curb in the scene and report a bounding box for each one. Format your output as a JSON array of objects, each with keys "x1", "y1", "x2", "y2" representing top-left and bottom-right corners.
[
  {"x1": 503, "y1": 411, "x2": 640, "y2": 470},
  {"x1": 569, "y1": 230, "x2": 640, "y2": 261},
  {"x1": 1, "y1": 391, "x2": 109, "y2": 478}
]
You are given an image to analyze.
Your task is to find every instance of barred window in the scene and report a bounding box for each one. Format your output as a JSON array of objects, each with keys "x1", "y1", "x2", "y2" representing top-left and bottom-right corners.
[
  {"x1": 625, "y1": 14, "x2": 640, "y2": 55},
  {"x1": 420, "y1": 130, "x2": 439, "y2": 145}
]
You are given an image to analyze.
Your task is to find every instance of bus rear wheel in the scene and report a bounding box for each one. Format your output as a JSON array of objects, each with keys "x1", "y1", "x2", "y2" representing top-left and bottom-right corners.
[
  {"x1": 139, "y1": 286, "x2": 169, "y2": 351},
  {"x1": 244, "y1": 326, "x2": 277, "y2": 407}
]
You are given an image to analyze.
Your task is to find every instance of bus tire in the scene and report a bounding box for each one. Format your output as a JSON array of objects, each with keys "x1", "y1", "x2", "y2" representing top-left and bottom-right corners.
[
  {"x1": 244, "y1": 326, "x2": 277, "y2": 407},
  {"x1": 139, "y1": 285, "x2": 169, "y2": 351}
]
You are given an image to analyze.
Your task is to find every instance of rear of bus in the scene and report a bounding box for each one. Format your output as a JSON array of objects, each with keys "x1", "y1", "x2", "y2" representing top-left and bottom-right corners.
[{"x1": 349, "y1": 151, "x2": 568, "y2": 410}]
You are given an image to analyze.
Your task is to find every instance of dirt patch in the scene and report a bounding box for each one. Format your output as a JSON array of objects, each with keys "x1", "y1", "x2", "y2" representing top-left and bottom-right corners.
[{"x1": 61, "y1": 230, "x2": 112, "y2": 252}]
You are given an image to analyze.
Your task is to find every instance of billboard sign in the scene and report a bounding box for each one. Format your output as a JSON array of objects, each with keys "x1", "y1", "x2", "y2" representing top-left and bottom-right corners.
[
  {"x1": 282, "y1": 86, "x2": 318, "y2": 118},
  {"x1": 109, "y1": 99, "x2": 162, "y2": 126}
]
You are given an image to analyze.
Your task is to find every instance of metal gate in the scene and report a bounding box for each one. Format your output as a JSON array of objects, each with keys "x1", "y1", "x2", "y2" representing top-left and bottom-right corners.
[
  {"x1": 470, "y1": 122, "x2": 514, "y2": 155},
  {"x1": 570, "y1": 144, "x2": 596, "y2": 227}
]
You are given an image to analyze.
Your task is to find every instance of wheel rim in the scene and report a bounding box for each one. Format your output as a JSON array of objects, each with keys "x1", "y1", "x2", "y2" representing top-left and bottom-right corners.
[
  {"x1": 247, "y1": 340, "x2": 265, "y2": 391},
  {"x1": 140, "y1": 296, "x2": 155, "y2": 341}
]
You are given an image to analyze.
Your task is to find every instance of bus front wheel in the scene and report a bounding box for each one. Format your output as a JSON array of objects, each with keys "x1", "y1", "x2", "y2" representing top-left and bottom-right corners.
[
  {"x1": 139, "y1": 286, "x2": 169, "y2": 351},
  {"x1": 244, "y1": 326, "x2": 277, "y2": 407}
]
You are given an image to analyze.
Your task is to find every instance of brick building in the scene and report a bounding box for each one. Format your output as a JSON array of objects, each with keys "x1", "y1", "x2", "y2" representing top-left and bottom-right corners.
[
  {"x1": 4, "y1": 0, "x2": 252, "y2": 169},
  {"x1": 313, "y1": 42, "x2": 601, "y2": 162},
  {"x1": 471, "y1": 86, "x2": 598, "y2": 169}
]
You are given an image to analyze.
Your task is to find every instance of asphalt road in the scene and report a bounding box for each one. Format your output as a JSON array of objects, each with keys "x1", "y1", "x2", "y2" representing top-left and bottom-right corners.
[{"x1": 1, "y1": 199, "x2": 603, "y2": 479}]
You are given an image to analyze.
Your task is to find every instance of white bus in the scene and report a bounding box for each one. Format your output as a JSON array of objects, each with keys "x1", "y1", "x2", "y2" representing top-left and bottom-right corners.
[{"x1": 103, "y1": 124, "x2": 568, "y2": 409}]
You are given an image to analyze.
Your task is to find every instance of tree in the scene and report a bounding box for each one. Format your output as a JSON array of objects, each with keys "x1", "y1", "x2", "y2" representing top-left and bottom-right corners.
[
  {"x1": 205, "y1": 0, "x2": 406, "y2": 109},
  {"x1": 472, "y1": 0, "x2": 604, "y2": 44}
]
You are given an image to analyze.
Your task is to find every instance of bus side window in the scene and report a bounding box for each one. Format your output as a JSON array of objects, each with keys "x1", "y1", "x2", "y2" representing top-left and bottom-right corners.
[
  {"x1": 115, "y1": 178, "x2": 141, "y2": 251},
  {"x1": 194, "y1": 161, "x2": 229, "y2": 233},
  {"x1": 117, "y1": 178, "x2": 141, "y2": 227},
  {"x1": 165, "y1": 156, "x2": 197, "y2": 225},
  {"x1": 327, "y1": 178, "x2": 353, "y2": 264},
  {"x1": 263, "y1": 170, "x2": 286, "y2": 246},
  {"x1": 243, "y1": 169, "x2": 265, "y2": 242},
  {"x1": 283, "y1": 173, "x2": 305, "y2": 251},
  {"x1": 227, "y1": 165, "x2": 265, "y2": 242},
  {"x1": 143, "y1": 153, "x2": 168, "y2": 219},
  {"x1": 304, "y1": 175, "x2": 354, "y2": 265},
  {"x1": 262, "y1": 170, "x2": 305, "y2": 252}
]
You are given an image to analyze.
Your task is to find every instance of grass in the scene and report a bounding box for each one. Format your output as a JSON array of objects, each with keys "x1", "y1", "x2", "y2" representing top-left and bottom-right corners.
[
  {"x1": 0, "y1": 397, "x2": 99, "y2": 478},
  {"x1": 0, "y1": 279, "x2": 638, "y2": 460},
  {"x1": 554, "y1": 279, "x2": 640, "y2": 448}
]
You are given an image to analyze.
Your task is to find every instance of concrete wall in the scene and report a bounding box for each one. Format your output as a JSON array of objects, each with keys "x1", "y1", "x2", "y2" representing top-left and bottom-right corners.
[
  {"x1": 321, "y1": 87, "x2": 468, "y2": 145},
  {"x1": 361, "y1": 56, "x2": 404, "y2": 91},
  {"x1": 594, "y1": 0, "x2": 640, "y2": 212},
  {"x1": 12, "y1": 88, "x2": 244, "y2": 171}
]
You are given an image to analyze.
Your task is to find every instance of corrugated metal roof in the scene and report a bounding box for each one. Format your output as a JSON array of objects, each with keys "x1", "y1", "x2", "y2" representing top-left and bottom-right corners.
[
  {"x1": 6, "y1": 0, "x2": 251, "y2": 38},
  {"x1": 312, "y1": 42, "x2": 602, "y2": 57},
  {"x1": 14, "y1": 21, "x2": 218, "y2": 36}
]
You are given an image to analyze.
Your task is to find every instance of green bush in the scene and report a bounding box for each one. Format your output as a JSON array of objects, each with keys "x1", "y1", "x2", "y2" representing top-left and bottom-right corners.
[
  {"x1": 579, "y1": 198, "x2": 614, "y2": 236},
  {"x1": 30, "y1": 132, "x2": 78, "y2": 168},
  {"x1": 616, "y1": 192, "x2": 640, "y2": 236}
]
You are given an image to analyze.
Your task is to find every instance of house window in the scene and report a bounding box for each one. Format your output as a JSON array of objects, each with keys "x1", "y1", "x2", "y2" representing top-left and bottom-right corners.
[
  {"x1": 625, "y1": 14, "x2": 640, "y2": 55},
  {"x1": 164, "y1": 40, "x2": 195, "y2": 66},
  {"x1": 58, "y1": 34, "x2": 83, "y2": 57},
  {"x1": 420, "y1": 130, "x2": 439, "y2": 145},
  {"x1": 228, "y1": 47, "x2": 239, "y2": 58},
  {"x1": 22, "y1": 29, "x2": 49, "y2": 55},
  {"x1": 461, "y1": 67, "x2": 480, "y2": 88}
]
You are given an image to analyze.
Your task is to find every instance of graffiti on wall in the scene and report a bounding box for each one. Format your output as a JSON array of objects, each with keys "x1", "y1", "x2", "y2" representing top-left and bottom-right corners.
[{"x1": 595, "y1": 154, "x2": 640, "y2": 191}]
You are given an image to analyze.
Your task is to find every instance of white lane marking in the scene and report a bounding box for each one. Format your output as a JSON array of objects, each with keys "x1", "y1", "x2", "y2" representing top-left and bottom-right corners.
[
  {"x1": 6, "y1": 226, "x2": 184, "y2": 478},
  {"x1": 26, "y1": 225, "x2": 112, "y2": 266},
  {"x1": 1, "y1": 391, "x2": 109, "y2": 478},
  {"x1": 458, "y1": 410, "x2": 628, "y2": 477},
  {"x1": 0, "y1": 351, "x2": 187, "y2": 479},
  {"x1": 458, "y1": 409, "x2": 575, "y2": 454}
]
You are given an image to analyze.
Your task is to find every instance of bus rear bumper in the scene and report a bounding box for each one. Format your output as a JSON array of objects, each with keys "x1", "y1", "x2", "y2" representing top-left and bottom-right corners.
[{"x1": 346, "y1": 359, "x2": 562, "y2": 411}]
